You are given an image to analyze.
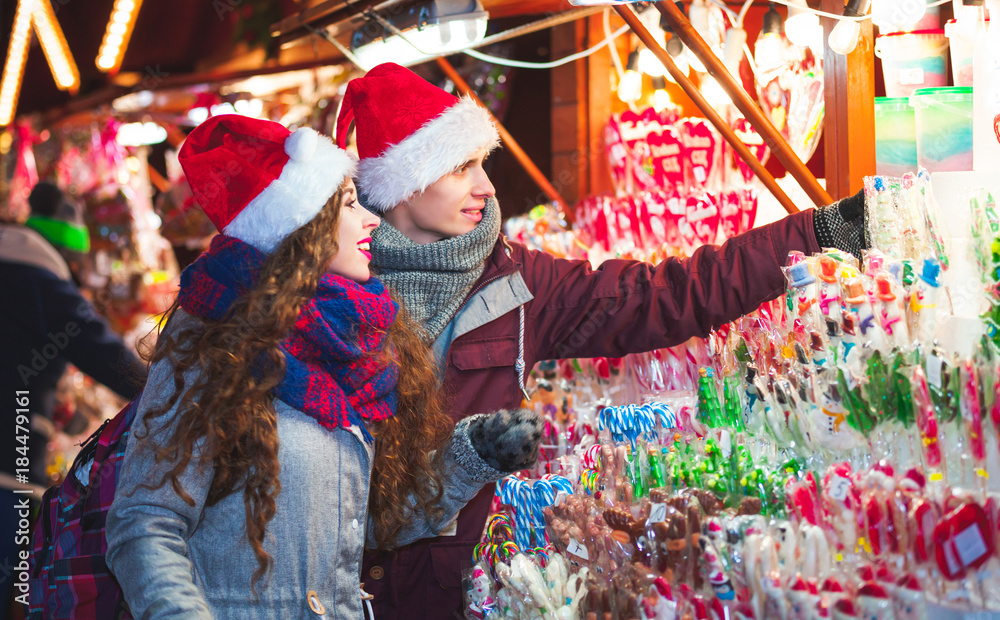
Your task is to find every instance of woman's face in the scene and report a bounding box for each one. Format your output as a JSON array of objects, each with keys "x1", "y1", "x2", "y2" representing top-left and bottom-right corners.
[{"x1": 326, "y1": 179, "x2": 380, "y2": 283}]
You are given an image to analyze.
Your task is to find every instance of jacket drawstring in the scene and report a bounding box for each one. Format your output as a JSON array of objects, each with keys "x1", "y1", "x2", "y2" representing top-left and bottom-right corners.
[
  {"x1": 361, "y1": 583, "x2": 375, "y2": 619},
  {"x1": 502, "y1": 241, "x2": 530, "y2": 402}
]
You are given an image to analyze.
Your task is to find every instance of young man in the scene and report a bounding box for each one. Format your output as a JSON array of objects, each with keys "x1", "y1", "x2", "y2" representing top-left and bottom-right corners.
[{"x1": 336, "y1": 62, "x2": 866, "y2": 619}]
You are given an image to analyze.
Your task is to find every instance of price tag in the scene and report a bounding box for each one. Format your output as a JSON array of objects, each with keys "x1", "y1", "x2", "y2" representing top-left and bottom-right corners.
[
  {"x1": 719, "y1": 430, "x2": 732, "y2": 458},
  {"x1": 828, "y1": 476, "x2": 851, "y2": 502},
  {"x1": 899, "y1": 67, "x2": 925, "y2": 85},
  {"x1": 845, "y1": 371, "x2": 858, "y2": 393},
  {"x1": 928, "y1": 354, "x2": 943, "y2": 389},
  {"x1": 566, "y1": 538, "x2": 589, "y2": 561},
  {"x1": 954, "y1": 523, "x2": 989, "y2": 566},
  {"x1": 647, "y1": 502, "x2": 668, "y2": 524}
]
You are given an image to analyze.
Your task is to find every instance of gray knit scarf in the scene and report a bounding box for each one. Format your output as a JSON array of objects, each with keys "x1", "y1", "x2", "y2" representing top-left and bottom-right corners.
[{"x1": 371, "y1": 197, "x2": 501, "y2": 342}]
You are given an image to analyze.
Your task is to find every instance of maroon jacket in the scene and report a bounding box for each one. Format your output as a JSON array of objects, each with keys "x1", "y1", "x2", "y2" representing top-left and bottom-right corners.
[{"x1": 362, "y1": 208, "x2": 821, "y2": 618}]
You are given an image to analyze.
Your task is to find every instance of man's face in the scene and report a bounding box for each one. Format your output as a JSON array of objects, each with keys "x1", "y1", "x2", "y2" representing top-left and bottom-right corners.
[{"x1": 384, "y1": 148, "x2": 495, "y2": 244}]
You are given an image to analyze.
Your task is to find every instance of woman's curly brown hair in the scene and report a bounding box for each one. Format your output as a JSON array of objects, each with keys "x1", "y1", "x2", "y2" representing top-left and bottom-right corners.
[{"x1": 137, "y1": 182, "x2": 453, "y2": 591}]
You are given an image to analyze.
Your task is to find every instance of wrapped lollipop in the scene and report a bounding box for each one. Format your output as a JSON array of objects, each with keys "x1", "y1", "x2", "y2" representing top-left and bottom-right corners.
[
  {"x1": 817, "y1": 256, "x2": 844, "y2": 352},
  {"x1": 843, "y1": 275, "x2": 882, "y2": 351},
  {"x1": 892, "y1": 574, "x2": 928, "y2": 620},
  {"x1": 787, "y1": 258, "x2": 824, "y2": 333},
  {"x1": 466, "y1": 565, "x2": 498, "y2": 620},
  {"x1": 908, "y1": 259, "x2": 942, "y2": 349},
  {"x1": 959, "y1": 359, "x2": 988, "y2": 498},
  {"x1": 909, "y1": 366, "x2": 946, "y2": 481},
  {"x1": 874, "y1": 273, "x2": 910, "y2": 352}
]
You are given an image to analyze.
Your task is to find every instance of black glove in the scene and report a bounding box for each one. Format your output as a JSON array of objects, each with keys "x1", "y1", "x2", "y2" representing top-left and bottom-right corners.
[
  {"x1": 466, "y1": 408, "x2": 543, "y2": 472},
  {"x1": 812, "y1": 188, "x2": 868, "y2": 259}
]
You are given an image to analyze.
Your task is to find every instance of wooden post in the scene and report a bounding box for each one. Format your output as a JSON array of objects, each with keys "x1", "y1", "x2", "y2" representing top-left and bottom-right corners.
[
  {"x1": 615, "y1": 5, "x2": 800, "y2": 215},
  {"x1": 435, "y1": 57, "x2": 571, "y2": 219},
  {"x1": 822, "y1": 0, "x2": 876, "y2": 199},
  {"x1": 654, "y1": 0, "x2": 833, "y2": 208}
]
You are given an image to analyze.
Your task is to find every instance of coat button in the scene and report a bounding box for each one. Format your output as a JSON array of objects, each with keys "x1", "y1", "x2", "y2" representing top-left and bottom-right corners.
[
  {"x1": 307, "y1": 590, "x2": 326, "y2": 615},
  {"x1": 369, "y1": 566, "x2": 384, "y2": 580},
  {"x1": 352, "y1": 518, "x2": 359, "y2": 530}
]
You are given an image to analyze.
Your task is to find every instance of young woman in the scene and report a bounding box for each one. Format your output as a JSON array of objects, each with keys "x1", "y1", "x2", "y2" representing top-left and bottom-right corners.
[{"x1": 106, "y1": 115, "x2": 541, "y2": 619}]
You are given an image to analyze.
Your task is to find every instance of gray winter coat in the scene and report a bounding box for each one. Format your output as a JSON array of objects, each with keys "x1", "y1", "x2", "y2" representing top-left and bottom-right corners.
[{"x1": 106, "y1": 310, "x2": 503, "y2": 620}]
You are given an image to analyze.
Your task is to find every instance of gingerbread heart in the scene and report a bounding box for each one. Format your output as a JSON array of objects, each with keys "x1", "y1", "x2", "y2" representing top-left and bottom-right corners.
[
  {"x1": 647, "y1": 126, "x2": 686, "y2": 194},
  {"x1": 684, "y1": 193, "x2": 721, "y2": 248},
  {"x1": 680, "y1": 118, "x2": 720, "y2": 190},
  {"x1": 732, "y1": 117, "x2": 770, "y2": 185}
]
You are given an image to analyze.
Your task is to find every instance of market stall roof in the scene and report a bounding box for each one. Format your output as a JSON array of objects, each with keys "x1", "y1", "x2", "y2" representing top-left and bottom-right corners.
[
  {"x1": 8, "y1": 0, "x2": 242, "y2": 118},
  {"x1": 6, "y1": 0, "x2": 579, "y2": 124}
]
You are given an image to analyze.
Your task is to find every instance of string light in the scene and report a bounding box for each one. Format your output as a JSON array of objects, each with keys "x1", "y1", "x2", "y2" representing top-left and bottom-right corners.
[
  {"x1": 785, "y1": 0, "x2": 823, "y2": 48},
  {"x1": 617, "y1": 50, "x2": 643, "y2": 103},
  {"x1": 829, "y1": 0, "x2": 871, "y2": 55},
  {"x1": 96, "y1": 0, "x2": 143, "y2": 73},
  {"x1": 0, "y1": 0, "x2": 34, "y2": 126},
  {"x1": 651, "y1": 76, "x2": 672, "y2": 112},
  {"x1": 754, "y1": 3, "x2": 786, "y2": 69},
  {"x1": 31, "y1": 0, "x2": 80, "y2": 92}
]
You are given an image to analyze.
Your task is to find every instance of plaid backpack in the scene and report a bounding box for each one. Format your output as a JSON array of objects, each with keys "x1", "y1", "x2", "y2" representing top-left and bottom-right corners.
[{"x1": 28, "y1": 397, "x2": 141, "y2": 620}]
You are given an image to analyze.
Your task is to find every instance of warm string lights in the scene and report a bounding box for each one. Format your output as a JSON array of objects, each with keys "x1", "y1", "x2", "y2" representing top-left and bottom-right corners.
[
  {"x1": 32, "y1": 0, "x2": 80, "y2": 92},
  {"x1": 97, "y1": 0, "x2": 143, "y2": 73},
  {"x1": 0, "y1": 0, "x2": 80, "y2": 126},
  {"x1": 0, "y1": 0, "x2": 35, "y2": 127}
]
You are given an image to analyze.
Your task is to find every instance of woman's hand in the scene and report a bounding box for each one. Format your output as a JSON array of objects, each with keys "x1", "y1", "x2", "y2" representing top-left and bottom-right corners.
[{"x1": 466, "y1": 408, "x2": 543, "y2": 472}]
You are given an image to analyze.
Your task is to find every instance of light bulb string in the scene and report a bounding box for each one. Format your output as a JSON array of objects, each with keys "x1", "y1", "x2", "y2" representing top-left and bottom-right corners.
[
  {"x1": 765, "y1": 0, "x2": 870, "y2": 21},
  {"x1": 354, "y1": 5, "x2": 630, "y2": 72},
  {"x1": 465, "y1": 19, "x2": 630, "y2": 69}
]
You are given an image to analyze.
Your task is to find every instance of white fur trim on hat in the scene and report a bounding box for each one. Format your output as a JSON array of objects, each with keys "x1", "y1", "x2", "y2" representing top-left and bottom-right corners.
[
  {"x1": 224, "y1": 127, "x2": 356, "y2": 253},
  {"x1": 357, "y1": 96, "x2": 500, "y2": 212}
]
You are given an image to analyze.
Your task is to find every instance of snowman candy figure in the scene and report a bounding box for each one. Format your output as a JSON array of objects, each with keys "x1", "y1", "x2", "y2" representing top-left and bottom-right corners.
[
  {"x1": 843, "y1": 277, "x2": 881, "y2": 351},
  {"x1": 874, "y1": 273, "x2": 909, "y2": 351},
  {"x1": 817, "y1": 257, "x2": 843, "y2": 346},
  {"x1": 908, "y1": 258, "x2": 941, "y2": 348}
]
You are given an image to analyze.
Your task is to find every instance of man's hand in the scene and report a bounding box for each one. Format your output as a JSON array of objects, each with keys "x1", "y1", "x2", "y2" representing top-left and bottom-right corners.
[{"x1": 813, "y1": 188, "x2": 867, "y2": 259}]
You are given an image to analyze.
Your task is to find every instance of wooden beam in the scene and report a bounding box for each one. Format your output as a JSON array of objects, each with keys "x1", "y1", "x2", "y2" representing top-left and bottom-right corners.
[
  {"x1": 435, "y1": 56, "x2": 571, "y2": 219},
  {"x1": 614, "y1": 5, "x2": 799, "y2": 215},
  {"x1": 654, "y1": 0, "x2": 833, "y2": 208},
  {"x1": 822, "y1": 0, "x2": 876, "y2": 199},
  {"x1": 585, "y1": 13, "x2": 614, "y2": 198}
]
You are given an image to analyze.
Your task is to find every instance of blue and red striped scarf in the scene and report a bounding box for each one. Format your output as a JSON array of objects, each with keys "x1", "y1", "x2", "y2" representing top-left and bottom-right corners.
[{"x1": 178, "y1": 235, "x2": 399, "y2": 442}]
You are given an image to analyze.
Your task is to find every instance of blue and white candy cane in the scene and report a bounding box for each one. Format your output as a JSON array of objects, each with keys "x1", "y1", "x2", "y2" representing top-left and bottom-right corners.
[
  {"x1": 543, "y1": 473, "x2": 574, "y2": 497},
  {"x1": 497, "y1": 477, "x2": 532, "y2": 550},
  {"x1": 648, "y1": 402, "x2": 677, "y2": 432},
  {"x1": 531, "y1": 479, "x2": 553, "y2": 545}
]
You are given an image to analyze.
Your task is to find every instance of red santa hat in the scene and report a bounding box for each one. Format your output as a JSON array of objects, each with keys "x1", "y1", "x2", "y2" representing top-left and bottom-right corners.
[
  {"x1": 335, "y1": 62, "x2": 500, "y2": 212},
  {"x1": 179, "y1": 114, "x2": 355, "y2": 253}
]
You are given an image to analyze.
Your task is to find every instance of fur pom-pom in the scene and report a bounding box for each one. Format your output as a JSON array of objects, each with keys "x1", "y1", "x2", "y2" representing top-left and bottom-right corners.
[{"x1": 285, "y1": 127, "x2": 319, "y2": 161}]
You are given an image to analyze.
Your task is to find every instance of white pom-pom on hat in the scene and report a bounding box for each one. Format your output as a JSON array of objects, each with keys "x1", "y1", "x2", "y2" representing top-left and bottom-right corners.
[{"x1": 285, "y1": 127, "x2": 319, "y2": 161}]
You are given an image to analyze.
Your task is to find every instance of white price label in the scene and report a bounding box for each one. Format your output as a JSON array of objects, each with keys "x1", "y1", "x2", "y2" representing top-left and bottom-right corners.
[
  {"x1": 647, "y1": 502, "x2": 668, "y2": 524},
  {"x1": 899, "y1": 67, "x2": 925, "y2": 85},
  {"x1": 828, "y1": 476, "x2": 851, "y2": 502},
  {"x1": 566, "y1": 538, "x2": 590, "y2": 561},
  {"x1": 955, "y1": 523, "x2": 989, "y2": 567},
  {"x1": 845, "y1": 370, "x2": 858, "y2": 392},
  {"x1": 928, "y1": 354, "x2": 943, "y2": 389}
]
